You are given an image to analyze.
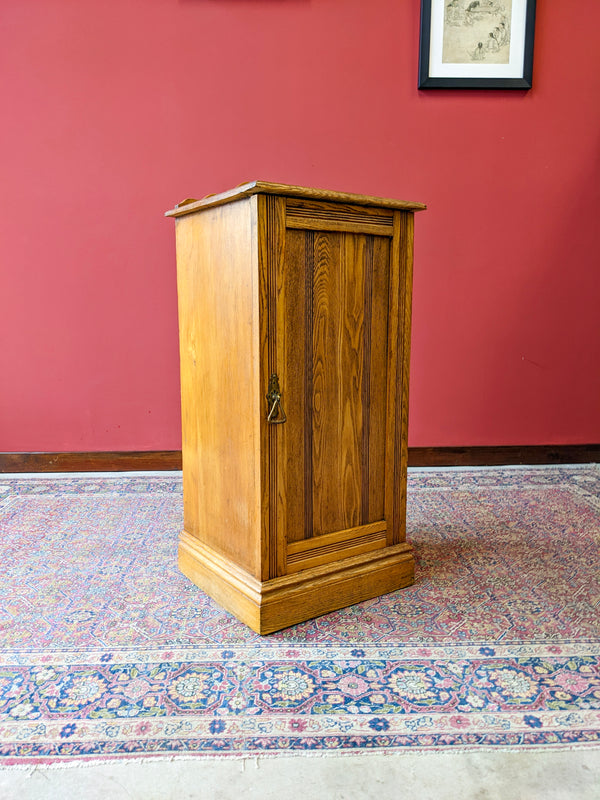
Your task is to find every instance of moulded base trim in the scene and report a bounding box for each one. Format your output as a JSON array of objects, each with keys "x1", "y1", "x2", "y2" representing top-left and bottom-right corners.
[{"x1": 178, "y1": 530, "x2": 415, "y2": 635}]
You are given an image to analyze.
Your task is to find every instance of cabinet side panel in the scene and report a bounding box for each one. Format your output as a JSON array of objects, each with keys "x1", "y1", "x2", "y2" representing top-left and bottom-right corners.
[{"x1": 175, "y1": 199, "x2": 261, "y2": 577}]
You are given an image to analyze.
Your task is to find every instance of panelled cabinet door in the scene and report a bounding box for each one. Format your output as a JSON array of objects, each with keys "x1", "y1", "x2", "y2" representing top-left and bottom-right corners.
[{"x1": 261, "y1": 195, "x2": 413, "y2": 580}]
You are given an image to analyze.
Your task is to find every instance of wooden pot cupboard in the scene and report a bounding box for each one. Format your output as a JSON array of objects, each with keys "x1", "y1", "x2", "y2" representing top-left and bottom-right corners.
[{"x1": 166, "y1": 181, "x2": 426, "y2": 634}]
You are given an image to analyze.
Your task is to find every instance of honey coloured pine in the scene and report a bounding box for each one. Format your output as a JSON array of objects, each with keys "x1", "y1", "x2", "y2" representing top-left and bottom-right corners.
[{"x1": 166, "y1": 181, "x2": 426, "y2": 634}]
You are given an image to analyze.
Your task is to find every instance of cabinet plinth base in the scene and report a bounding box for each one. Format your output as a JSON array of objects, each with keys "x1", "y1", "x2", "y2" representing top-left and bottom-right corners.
[{"x1": 178, "y1": 530, "x2": 415, "y2": 635}]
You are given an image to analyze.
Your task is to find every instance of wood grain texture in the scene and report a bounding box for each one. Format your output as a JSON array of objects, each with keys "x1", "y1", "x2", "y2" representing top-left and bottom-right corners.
[
  {"x1": 391, "y1": 211, "x2": 414, "y2": 546},
  {"x1": 303, "y1": 231, "x2": 315, "y2": 541},
  {"x1": 0, "y1": 451, "x2": 182, "y2": 473},
  {"x1": 175, "y1": 198, "x2": 262, "y2": 578},
  {"x1": 286, "y1": 520, "x2": 387, "y2": 556},
  {"x1": 272, "y1": 214, "x2": 405, "y2": 554},
  {"x1": 383, "y1": 214, "x2": 402, "y2": 546},
  {"x1": 260, "y1": 194, "x2": 288, "y2": 579},
  {"x1": 256, "y1": 193, "x2": 272, "y2": 581},
  {"x1": 286, "y1": 197, "x2": 395, "y2": 230},
  {"x1": 166, "y1": 180, "x2": 427, "y2": 219},
  {"x1": 361, "y1": 236, "x2": 374, "y2": 523},
  {"x1": 275, "y1": 222, "x2": 393, "y2": 547},
  {"x1": 273, "y1": 228, "x2": 309, "y2": 548},
  {"x1": 312, "y1": 230, "x2": 365, "y2": 537},
  {"x1": 286, "y1": 521, "x2": 388, "y2": 574},
  {"x1": 368, "y1": 236, "x2": 391, "y2": 522},
  {"x1": 257, "y1": 544, "x2": 414, "y2": 635},
  {"x1": 179, "y1": 529, "x2": 414, "y2": 635},
  {"x1": 5, "y1": 445, "x2": 597, "y2": 475},
  {"x1": 4, "y1": 445, "x2": 599, "y2": 475},
  {"x1": 170, "y1": 182, "x2": 422, "y2": 632},
  {"x1": 407, "y1": 445, "x2": 600, "y2": 466}
]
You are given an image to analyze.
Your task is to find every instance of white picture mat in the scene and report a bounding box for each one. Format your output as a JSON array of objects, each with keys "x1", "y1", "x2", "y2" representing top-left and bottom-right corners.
[{"x1": 429, "y1": 0, "x2": 528, "y2": 78}]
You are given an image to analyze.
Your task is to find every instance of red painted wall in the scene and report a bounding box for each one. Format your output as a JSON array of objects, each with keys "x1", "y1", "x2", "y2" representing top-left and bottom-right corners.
[{"x1": 1, "y1": 0, "x2": 599, "y2": 451}]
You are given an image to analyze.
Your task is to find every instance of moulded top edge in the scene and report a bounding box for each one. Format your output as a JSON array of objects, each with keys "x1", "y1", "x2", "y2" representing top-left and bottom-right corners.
[{"x1": 164, "y1": 181, "x2": 427, "y2": 218}]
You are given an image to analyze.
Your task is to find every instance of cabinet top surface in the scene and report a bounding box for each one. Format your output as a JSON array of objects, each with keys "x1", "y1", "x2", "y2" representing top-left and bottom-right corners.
[{"x1": 165, "y1": 180, "x2": 427, "y2": 218}]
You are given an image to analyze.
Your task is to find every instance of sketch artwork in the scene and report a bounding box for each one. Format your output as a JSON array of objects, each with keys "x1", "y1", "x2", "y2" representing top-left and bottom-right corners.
[{"x1": 443, "y1": 0, "x2": 512, "y2": 64}]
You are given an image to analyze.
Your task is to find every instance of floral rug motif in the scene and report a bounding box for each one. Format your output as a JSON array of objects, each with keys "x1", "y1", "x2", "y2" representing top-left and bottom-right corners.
[{"x1": 0, "y1": 466, "x2": 599, "y2": 763}]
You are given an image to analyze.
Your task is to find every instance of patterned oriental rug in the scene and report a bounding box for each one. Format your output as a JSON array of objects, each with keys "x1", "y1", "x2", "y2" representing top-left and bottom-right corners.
[{"x1": 0, "y1": 466, "x2": 599, "y2": 765}]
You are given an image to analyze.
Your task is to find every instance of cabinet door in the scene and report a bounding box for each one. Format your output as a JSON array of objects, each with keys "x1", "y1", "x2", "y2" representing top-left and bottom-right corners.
[{"x1": 261, "y1": 196, "x2": 413, "y2": 579}]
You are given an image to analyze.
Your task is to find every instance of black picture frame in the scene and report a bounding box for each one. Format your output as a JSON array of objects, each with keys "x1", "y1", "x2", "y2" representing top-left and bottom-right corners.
[{"x1": 418, "y1": 0, "x2": 536, "y2": 89}]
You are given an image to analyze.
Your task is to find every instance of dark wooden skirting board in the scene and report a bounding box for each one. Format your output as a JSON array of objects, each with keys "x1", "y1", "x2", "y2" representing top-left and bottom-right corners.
[
  {"x1": 0, "y1": 451, "x2": 183, "y2": 473},
  {"x1": 408, "y1": 445, "x2": 600, "y2": 467},
  {"x1": 0, "y1": 445, "x2": 598, "y2": 473}
]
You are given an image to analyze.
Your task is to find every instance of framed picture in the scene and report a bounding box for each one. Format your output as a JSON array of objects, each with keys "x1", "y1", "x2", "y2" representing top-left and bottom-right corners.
[{"x1": 419, "y1": 0, "x2": 536, "y2": 89}]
